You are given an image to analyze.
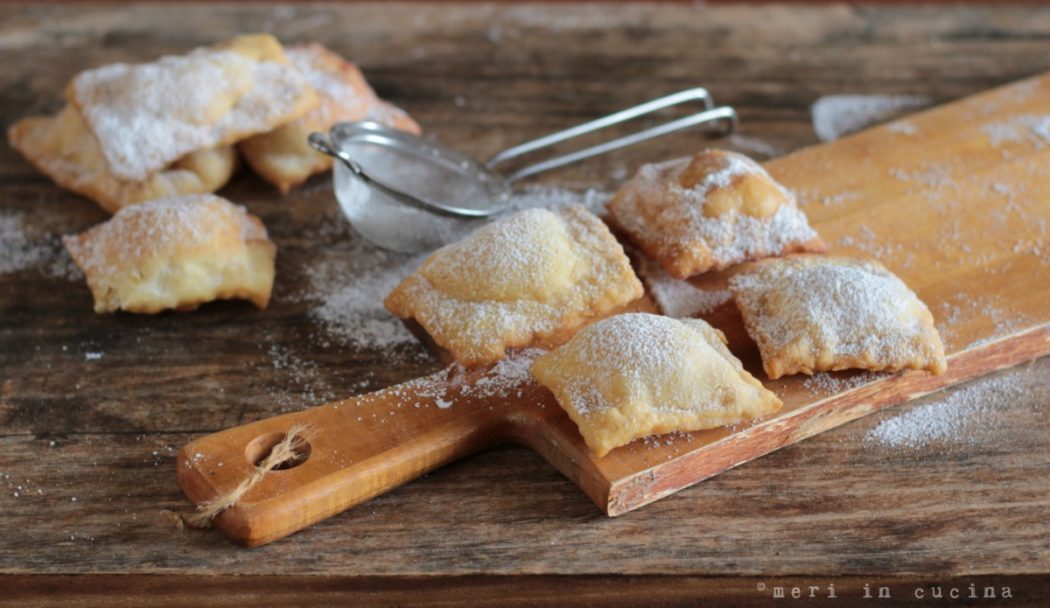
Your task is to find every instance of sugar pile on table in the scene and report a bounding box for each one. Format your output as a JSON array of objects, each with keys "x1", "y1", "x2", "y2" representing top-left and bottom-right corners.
[
  {"x1": 0, "y1": 209, "x2": 81, "y2": 280},
  {"x1": 810, "y1": 94, "x2": 930, "y2": 142},
  {"x1": 864, "y1": 364, "x2": 1048, "y2": 450}
]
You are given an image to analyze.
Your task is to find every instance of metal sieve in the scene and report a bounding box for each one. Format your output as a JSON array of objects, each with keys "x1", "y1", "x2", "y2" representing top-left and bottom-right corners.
[{"x1": 309, "y1": 88, "x2": 737, "y2": 253}]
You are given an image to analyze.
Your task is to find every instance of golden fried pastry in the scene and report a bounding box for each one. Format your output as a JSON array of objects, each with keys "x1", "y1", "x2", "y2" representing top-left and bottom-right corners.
[
  {"x1": 8, "y1": 106, "x2": 237, "y2": 214},
  {"x1": 67, "y1": 33, "x2": 317, "y2": 182},
  {"x1": 63, "y1": 194, "x2": 276, "y2": 314},
  {"x1": 240, "y1": 43, "x2": 421, "y2": 193},
  {"x1": 729, "y1": 254, "x2": 947, "y2": 379},
  {"x1": 385, "y1": 205, "x2": 644, "y2": 367},
  {"x1": 531, "y1": 313, "x2": 783, "y2": 456},
  {"x1": 607, "y1": 149, "x2": 825, "y2": 279}
]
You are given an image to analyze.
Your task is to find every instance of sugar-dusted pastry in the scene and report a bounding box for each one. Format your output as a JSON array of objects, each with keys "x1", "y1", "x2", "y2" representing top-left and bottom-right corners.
[
  {"x1": 385, "y1": 205, "x2": 644, "y2": 367},
  {"x1": 240, "y1": 43, "x2": 421, "y2": 193},
  {"x1": 63, "y1": 194, "x2": 276, "y2": 314},
  {"x1": 531, "y1": 313, "x2": 782, "y2": 456},
  {"x1": 67, "y1": 33, "x2": 317, "y2": 182},
  {"x1": 606, "y1": 149, "x2": 825, "y2": 279},
  {"x1": 728, "y1": 254, "x2": 947, "y2": 379},
  {"x1": 8, "y1": 106, "x2": 238, "y2": 214}
]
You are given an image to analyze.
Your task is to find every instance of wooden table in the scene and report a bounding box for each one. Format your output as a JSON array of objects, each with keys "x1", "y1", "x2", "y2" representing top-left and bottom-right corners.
[{"x1": 1, "y1": 3, "x2": 1048, "y2": 605}]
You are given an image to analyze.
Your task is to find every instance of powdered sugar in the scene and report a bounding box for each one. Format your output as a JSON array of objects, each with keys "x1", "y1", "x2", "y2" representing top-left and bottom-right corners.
[
  {"x1": 810, "y1": 94, "x2": 930, "y2": 142},
  {"x1": 298, "y1": 239, "x2": 427, "y2": 353},
  {"x1": 864, "y1": 364, "x2": 1047, "y2": 450},
  {"x1": 72, "y1": 44, "x2": 312, "y2": 180},
  {"x1": 0, "y1": 210, "x2": 81, "y2": 280},
  {"x1": 637, "y1": 258, "x2": 730, "y2": 318},
  {"x1": 674, "y1": 152, "x2": 759, "y2": 203},
  {"x1": 355, "y1": 348, "x2": 544, "y2": 411},
  {"x1": 729, "y1": 256, "x2": 943, "y2": 371},
  {"x1": 299, "y1": 186, "x2": 613, "y2": 356},
  {"x1": 450, "y1": 348, "x2": 544, "y2": 400},
  {"x1": 531, "y1": 314, "x2": 773, "y2": 428},
  {"x1": 983, "y1": 114, "x2": 1050, "y2": 149},
  {"x1": 62, "y1": 194, "x2": 261, "y2": 278},
  {"x1": 802, "y1": 371, "x2": 887, "y2": 394},
  {"x1": 288, "y1": 45, "x2": 370, "y2": 113},
  {"x1": 886, "y1": 120, "x2": 918, "y2": 136},
  {"x1": 384, "y1": 204, "x2": 641, "y2": 365},
  {"x1": 609, "y1": 151, "x2": 820, "y2": 276}
]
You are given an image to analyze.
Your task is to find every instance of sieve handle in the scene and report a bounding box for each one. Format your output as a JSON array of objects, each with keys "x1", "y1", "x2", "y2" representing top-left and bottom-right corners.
[{"x1": 485, "y1": 89, "x2": 737, "y2": 183}]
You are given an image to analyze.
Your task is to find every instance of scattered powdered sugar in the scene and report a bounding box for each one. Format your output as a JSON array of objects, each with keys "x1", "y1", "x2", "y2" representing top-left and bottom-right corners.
[
  {"x1": 888, "y1": 162, "x2": 959, "y2": 194},
  {"x1": 802, "y1": 371, "x2": 887, "y2": 394},
  {"x1": 836, "y1": 223, "x2": 911, "y2": 266},
  {"x1": 886, "y1": 120, "x2": 918, "y2": 136},
  {"x1": 0, "y1": 210, "x2": 58, "y2": 274},
  {"x1": 637, "y1": 257, "x2": 730, "y2": 318},
  {"x1": 356, "y1": 348, "x2": 544, "y2": 411},
  {"x1": 793, "y1": 188, "x2": 860, "y2": 209},
  {"x1": 0, "y1": 209, "x2": 81, "y2": 280},
  {"x1": 982, "y1": 114, "x2": 1050, "y2": 149},
  {"x1": 864, "y1": 364, "x2": 1047, "y2": 450},
  {"x1": 810, "y1": 94, "x2": 930, "y2": 142},
  {"x1": 298, "y1": 240, "x2": 427, "y2": 353},
  {"x1": 451, "y1": 348, "x2": 544, "y2": 400},
  {"x1": 265, "y1": 342, "x2": 338, "y2": 408}
]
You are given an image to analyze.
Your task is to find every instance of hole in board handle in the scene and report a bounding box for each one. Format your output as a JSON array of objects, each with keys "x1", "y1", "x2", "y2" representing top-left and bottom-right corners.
[{"x1": 245, "y1": 432, "x2": 311, "y2": 471}]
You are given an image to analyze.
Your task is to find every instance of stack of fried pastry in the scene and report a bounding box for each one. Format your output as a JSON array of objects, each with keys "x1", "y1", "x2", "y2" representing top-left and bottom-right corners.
[
  {"x1": 9, "y1": 34, "x2": 420, "y2": 314},
  {"x1": 387, "y1": 148, "x2": 946, "y2": 457},
  {"x1": 8, "y1": 34, "x2": 419, "y2": 213}
]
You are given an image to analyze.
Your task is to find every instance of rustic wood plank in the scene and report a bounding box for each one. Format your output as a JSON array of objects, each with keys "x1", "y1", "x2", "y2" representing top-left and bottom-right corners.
[
  {"x1": 1, "y1": 574, "x2": 1046, "y2": 608},
  {"x1": 2, "y1": 359, "x2": 1048, "y2": 575},
  {"x1": 1, "y1": 1, "x2": 1049, "y2": 583}
]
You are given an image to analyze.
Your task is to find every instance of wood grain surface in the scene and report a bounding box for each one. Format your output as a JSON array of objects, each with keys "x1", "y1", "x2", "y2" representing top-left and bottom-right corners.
[{"x1": 1, "y1": 1, "x2": 1049, "y2": 603}]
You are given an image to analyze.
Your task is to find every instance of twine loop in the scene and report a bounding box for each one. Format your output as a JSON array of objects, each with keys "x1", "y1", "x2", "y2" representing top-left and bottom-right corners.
[{"x1": 183, "y1": 424, "x2": 312, "y2": 530}]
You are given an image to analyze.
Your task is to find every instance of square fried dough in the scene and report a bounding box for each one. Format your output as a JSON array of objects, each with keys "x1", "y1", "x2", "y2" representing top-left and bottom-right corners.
[{"x1": 729, "y1": 254, "x2": 947, "y2": 379}]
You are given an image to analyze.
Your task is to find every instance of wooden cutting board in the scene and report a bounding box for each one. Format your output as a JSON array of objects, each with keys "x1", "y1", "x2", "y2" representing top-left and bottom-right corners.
[{"x1": 178, "y1": 73, "x2": 1050, "y2": 547}]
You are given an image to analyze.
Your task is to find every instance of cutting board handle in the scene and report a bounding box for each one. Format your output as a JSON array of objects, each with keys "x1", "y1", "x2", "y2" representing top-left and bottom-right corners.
[
  {"x1": 179, "y1": 365, "x2": 516, "y2": 546},
  {"x1": 177, "y1": 364, "x2": 552, "y2": 546}
]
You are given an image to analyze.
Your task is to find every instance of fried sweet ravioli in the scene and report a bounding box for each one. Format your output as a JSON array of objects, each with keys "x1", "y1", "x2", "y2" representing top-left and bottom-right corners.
[
  {"x1": 606, "y1": 149, "x2": 824, "y2": 279},
  {"x1": 729, "y1": 254, "x2": 947, "y2": 379},
  {"x1": 531, "y1": 313, "x2": 783, "y2": 456},
  {"x1": 385, "y1": 205, "x2": 644, "y2": 367},
  {"x1": 63, "y1": 194, "x2": 276, "y2": 314}
]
